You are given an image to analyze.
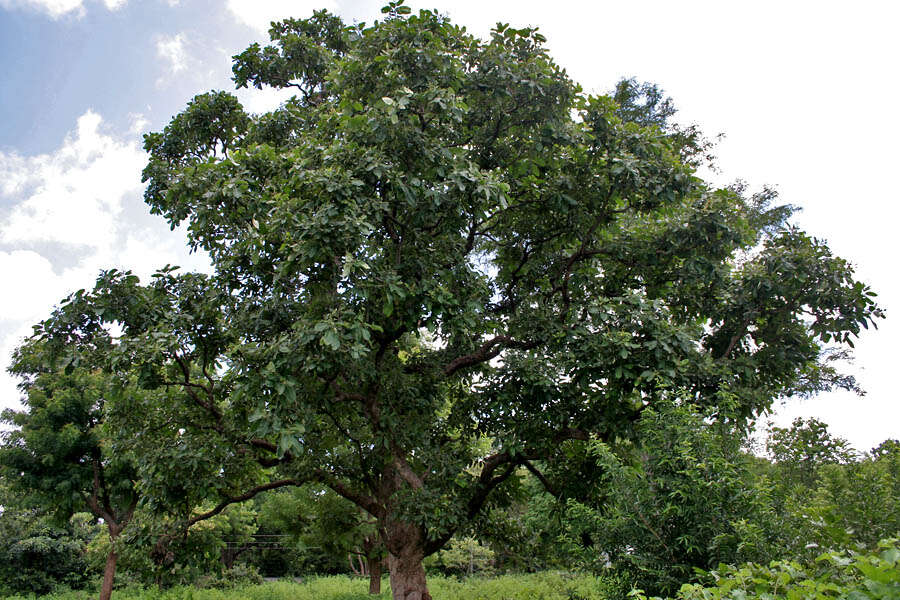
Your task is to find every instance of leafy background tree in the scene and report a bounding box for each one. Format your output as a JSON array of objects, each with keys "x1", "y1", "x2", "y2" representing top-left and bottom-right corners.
[
  {"x1": 763, "y1": 419, "x2": 900, "y2": 558},
  {"x1": 253, "y1": 484, "x2": 385, "y2": 592},
  {"x1": 558, "y1": 402, "x2": 779, "y2": 596},
  {"x1": 0, "y1": 479, "x2": 97, "y2": 597},
  {"x1": 0, "y1": 361, "x2": 140, "y2": 600}
]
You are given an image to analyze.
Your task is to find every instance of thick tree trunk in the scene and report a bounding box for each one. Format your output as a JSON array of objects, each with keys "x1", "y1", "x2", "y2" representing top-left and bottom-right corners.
[
  {"x1": 99, "y1": 547, "x2": 118, "y2": 600},
  {"x1": 385, "y1": 522, "x2": 430, "y2": 600},
  {"x1": 388, "y1": 551, "x2": 429, "y2": 600},
  {"x1": 368, "y1": 555, "x2": 382, "y2": 595}
]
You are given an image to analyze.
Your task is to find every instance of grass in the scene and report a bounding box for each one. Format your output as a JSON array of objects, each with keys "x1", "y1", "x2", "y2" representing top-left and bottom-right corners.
[{"x1": 0, "y1": 572, "x2": 615, "y2": 600}]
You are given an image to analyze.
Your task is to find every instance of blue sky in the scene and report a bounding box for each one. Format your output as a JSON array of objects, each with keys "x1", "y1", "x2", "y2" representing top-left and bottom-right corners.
[{"x1": 1, "y1": 0, "x2": 898, "y2": 451}]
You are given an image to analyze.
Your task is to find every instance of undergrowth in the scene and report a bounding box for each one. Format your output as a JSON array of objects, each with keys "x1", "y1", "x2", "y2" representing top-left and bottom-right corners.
[{"x1": 0, "y1": 572, "x2": 615, "y2": 600}]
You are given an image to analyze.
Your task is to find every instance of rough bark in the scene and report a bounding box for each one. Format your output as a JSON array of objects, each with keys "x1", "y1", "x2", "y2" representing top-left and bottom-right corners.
[
  {"x1": 385, "y1": 522, "x2": 430, "y2": 600},
  {"x1": 368, "y1": 555, "x2": 382, "y2": 595},
  {"x1": 99, "y1": 543, "x2": 118, "y2": 600}
]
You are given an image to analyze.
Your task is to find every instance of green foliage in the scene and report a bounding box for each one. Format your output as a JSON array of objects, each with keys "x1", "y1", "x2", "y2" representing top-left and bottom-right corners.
[
  {"x1": 12, "y1": 3, "x2": 883, "y2": 592},
  {"x1": 0, "y1": 362, "x2": 141, "y2": 598},
  {"x1": 755, "y1": 420, "x2": 900, "y2": 561},
  {"x1": 428, "y1": 536, "x2": 495, "y2": 576},
  {"x1": 561, "y1": 403, "x2": 778, "y2": 596},
  {"x1": 0, "y1": 366, "x2": 138, "y2": 523},
  {"x1": 84, "y1": 505, "x2": 258, "y2": 588},
  {"x1": 470, "y1": 474, "x2": 570, "y2": 573},
  {"x1": 629, "y1": 538, "x2": 900, "y2": 600},
  {"x1": 0, "y1": 573, "x2": 618, "y2": 600},
  {"x1": 768, "y1": 417, "x2": 856, "y2": 490},
  {"x1": 0, "y1": 506, "x2": 97, "y2": 596},
  {"x1": 251, "y1": 485, "x2": 379, "y2": 576}
]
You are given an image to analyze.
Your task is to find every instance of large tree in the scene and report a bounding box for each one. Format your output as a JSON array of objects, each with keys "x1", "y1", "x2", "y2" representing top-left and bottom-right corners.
[{"x1": 22, "y1": 3, "x2": 882, "y2": 599}]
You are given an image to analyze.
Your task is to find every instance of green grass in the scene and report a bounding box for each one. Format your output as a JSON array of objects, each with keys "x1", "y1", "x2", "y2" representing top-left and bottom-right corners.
[{"x1": 1, "y1": 572, "x2": 615, "y2": 600}]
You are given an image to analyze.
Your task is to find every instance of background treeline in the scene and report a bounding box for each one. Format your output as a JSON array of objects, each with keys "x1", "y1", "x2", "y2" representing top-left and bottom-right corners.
[{"x1": 2, "y1": 409, "x2": 897, "y2": 598}]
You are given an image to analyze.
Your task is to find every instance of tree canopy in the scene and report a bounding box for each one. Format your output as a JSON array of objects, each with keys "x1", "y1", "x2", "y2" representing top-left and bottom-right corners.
[
  {"x1": 13, "y1": 4, "x2": 882, "y2": 599},
  {"x1": 0, "y1": 360, "x2": 140, "y2": 600}
]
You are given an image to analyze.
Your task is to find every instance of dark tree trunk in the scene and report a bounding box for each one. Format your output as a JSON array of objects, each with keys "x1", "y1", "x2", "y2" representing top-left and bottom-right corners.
[
  {"x1": 385, "y1": 522, "x2": 430, "y2": 600},
  {"x1": 368, "y1": 555, "x2": 382, "y2": 595},
  {"x1": 222, "y1": 547, "x2": 236, "y2": 570},
  {"x1": 99, "y1": 546, "x2": 118, "y2": 600}
]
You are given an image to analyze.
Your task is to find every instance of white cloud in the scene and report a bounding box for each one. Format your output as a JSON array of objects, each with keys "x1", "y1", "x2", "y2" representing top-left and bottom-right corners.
[
  {"x1": 0, "y1": 0, "x2": 125, "y2": 18},
  {"x1": 128, "y1": 112, "x2": 149, "y2": 135},
  {"x1": 0, "y1": 110, "x2": 211, "y2": 275},
  {"x1": 0, "y1": 111, "x2": 211, "y2": 417},
  {"x1": 0, "y1": 251, "x2": 61, "y2": 322},
  {"x1": 235, "y1": 85, "x2": 296, "y2": 114},
  {"x1": 0, "y1": 111, "x2": 143, "y2": 249},
  {"x1": 226, "y1": 0, "x2": 336, "y2": 34},
  {"x1": 0, "y1": 0, "x2": 83, "y2": 18},
  {"x1": 157, "y1": 32, "x2": 189, "y2": 76}
]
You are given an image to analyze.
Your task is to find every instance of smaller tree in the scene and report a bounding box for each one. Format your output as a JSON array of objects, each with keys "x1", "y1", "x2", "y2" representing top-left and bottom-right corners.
[
  {"x1": 428, "y1": 536, "x2": 495, "y2": 577},
  {"x1": 561, "y1": 402, "x2": 778, "y2": 596},
  {"x1": 767, "y1": 417, "x2": 856, "y2": 489},
  {"x1": 0, "y1": 356, "x2": 140, "y2": 600}
]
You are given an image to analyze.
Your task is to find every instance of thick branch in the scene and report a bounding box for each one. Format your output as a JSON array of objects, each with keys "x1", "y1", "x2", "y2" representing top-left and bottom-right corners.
[
  {"x1": 152, "y1": 478, "x2": 304, "y2": 566},
  {"x1": 424, "y1": 455, "x2": 517, "y2": 556},
  {"x1": 247, "y1": 437, "x2": 295, "y2": 467},
  {"x1": 522, "y1": 460, "x2": 559, "y2": 497},
  {"x1": 186, "y1": 478, "x2": 304, "y2": 528},
  {"x1": 315, "y1": 468, "x2": 383, "y2": 518},
  {"x1": 390, "y1": 442, "x2": 423, "y2": 490},
  {"x1": 444, "y1": 335, "x2": 536, "y2": 377}
]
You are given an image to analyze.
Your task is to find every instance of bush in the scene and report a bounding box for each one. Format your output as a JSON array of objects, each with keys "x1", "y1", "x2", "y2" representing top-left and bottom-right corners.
[
  {"x1": 561, "y1": 403, "x2": 779, "y2": 596},
  {"x1": 629, "y1": 538, "x2": 900, "y2": 600},
  {"x1": 0, "y1": 510, "x2": 97, "y2": 596},
  {"x1": 194, "y1": 564, "x2": 264, "y2": 590}
]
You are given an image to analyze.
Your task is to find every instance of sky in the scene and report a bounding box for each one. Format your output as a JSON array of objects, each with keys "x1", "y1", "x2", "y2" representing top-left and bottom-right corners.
[{"x1": 1, "y1": 0, "x2": 897, "y2": 451}]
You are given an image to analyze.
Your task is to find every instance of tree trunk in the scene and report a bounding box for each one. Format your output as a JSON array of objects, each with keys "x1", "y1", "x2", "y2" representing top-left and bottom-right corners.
[
  {"x1": 222, "y1": 547, "x2": 237, "y2": 570},
  {"x1": 385, "y1": 522, "x2": 430, "y2": 600},
  {"x1": 99, "y1": 547, "x2": 118, "y2": 600},
  {"x1": 368, "y1": 555, "x2": 382, "y2": 595}
]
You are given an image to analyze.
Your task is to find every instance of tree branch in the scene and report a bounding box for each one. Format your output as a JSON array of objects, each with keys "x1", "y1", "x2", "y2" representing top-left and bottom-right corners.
[
  {"x1": 314, "y1": 468, "x2": 383, "y2": 518},
  {"x1": 186, "y1": 478, "x2": 305, "y2": 528},
  {"x1": 522, "y1": 459, "x2": 559, "y2": 497},
  {"x1": 444, "y1": 335, "x2": 537, "y2": 377}
]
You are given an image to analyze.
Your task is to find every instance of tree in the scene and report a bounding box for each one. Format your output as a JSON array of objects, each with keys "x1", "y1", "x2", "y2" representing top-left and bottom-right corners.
[
  {"x1": 24, "y1": 3, "x2": 882, "y2": 599},
  {"x1": 767, "y1": 417, "x2": 856, "y2": 489},
  {"x1": 85, "y1": 504, "x2": 259, "y2": 588},
  {"x1": 765, "y1": 423, "x2": 900, "y2": 555},
  {"x1": 0, "y1": 363, "x2": 139, "y2": 600},
  {"x1": 560, "y1": 403, "x2": 779, "y2": 596}
]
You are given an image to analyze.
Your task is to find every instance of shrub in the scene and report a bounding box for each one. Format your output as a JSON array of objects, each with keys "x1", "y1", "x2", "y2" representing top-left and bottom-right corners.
[{"x1": 629, "y1": 538, "x2": 900, "y2": 600}]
